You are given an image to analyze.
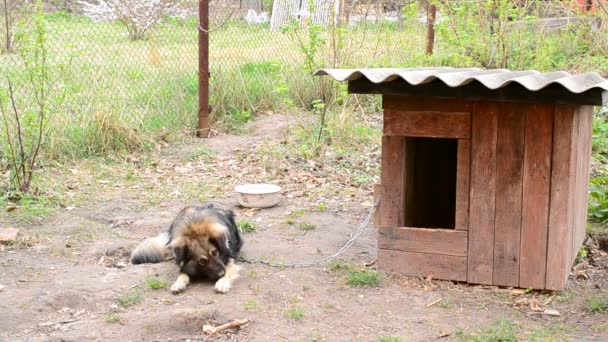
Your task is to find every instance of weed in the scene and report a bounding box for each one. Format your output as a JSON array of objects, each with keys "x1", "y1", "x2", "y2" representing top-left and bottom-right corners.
[
  {"x1": 243, "y1": 299, "x2": 259, "y2": 311},
  {"x1": 117, "y1": 290, "x2": 143, "y2": 308},
  {"x1": 104, "y1": 313, "x2": 121, "y2": 324},
  {"x1": 585, "y1": 294, "x2": 608, "y2": 313},
  {"x1": 285, "y1": 306, "x2": 304, "y2": 320},
  {"x1": 577, "y1": 246, "x2": 589, "y2": 261},
  {"x1": 290, "y1": 210, "x2": 307, "y2": 218},
  {"x1": 528, "y1": 324, "x2": 567, "y2": 342},
  {"x1": 556, "y1": 290, "x2": 575, "y2": 303},
  {"x1": 285, "y1": 219, "x2": 295, "y2": 225},
  {"x1": 346, "y1": 268, "x2": 381, "y2": 287},
  {"x1": 377, "y1": 337, "x2": 401, "y2": 342},
  {"x1": 316, "y1": 203, "x2": 327, "y2": 211},
  {"x1": 456, "y1": 319, "x2": 519, "y2": 342},
  {"x1": 298, "y1": 221, "x2": 316, "y2": 231},
  {"x1": 439, "y1": 299, "x2": 450, "y2": 309},
  {"x1": 589, "y1": 177, "x2": 608, "y2": 223},
  {"x1": 186, "y1": 147, "x2": 216, "y2": 162},
  {"x1": 238, "y1": 220, "x2": 257, "y2": 234},
  {"x1": 145, "y1": 277, "x2": 166, "y2": 290}
]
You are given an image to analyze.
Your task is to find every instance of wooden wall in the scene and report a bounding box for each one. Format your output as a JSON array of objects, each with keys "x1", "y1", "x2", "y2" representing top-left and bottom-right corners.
[{"x1": 376, "y1": 95, "x2": 594, "y2": 290}]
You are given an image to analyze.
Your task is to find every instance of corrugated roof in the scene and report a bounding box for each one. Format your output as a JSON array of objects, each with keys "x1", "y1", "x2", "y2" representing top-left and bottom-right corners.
[{"x1": 313, "y1": 67, "x2": 608, "y2": 97}]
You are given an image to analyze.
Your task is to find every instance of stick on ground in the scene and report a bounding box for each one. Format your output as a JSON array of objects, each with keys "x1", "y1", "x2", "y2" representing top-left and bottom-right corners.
[{"x1": 203, "y1": 318, "x2": 249, "y2": 335}]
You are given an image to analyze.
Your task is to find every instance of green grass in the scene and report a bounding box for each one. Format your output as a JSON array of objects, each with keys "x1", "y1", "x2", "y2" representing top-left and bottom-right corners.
[
  {"x1": 145, "y1": 277, "x2": 166, "y2": 290},
  {"x1": 285, "y1": 306, "x2": 305, "y2": 320},
  {"x1": 238, "y1": 220, "x2": 257, "y2": 234},
  {"x1": 377, "y1": 337, "x2": 401, "y2": 342},
  {"x1": 346, "y1": 269, "x2": 381, "y2": 286},
  {"x1": 243, "y1": 299, "x2": 259, "y2": 311},
  {"x1": 528, "y1": 324, "x2": 567, "y2": 342},
  {"x1": 456, "y1": 319, "x2": 519, "y2": 342},
  {"x1": 328, "y1": 260, "x2": 382, "y2": 286},
  {"x1": 104, "y1": 313, "x2": 121, "y2": 324},
  {"x1": 117, "y1": 290, "x2": 143, "y2": 308},
  {"x1": 298, "y1": 221, "x2": 316, "y2": 231},
  {"x1": 585, "y1": 294, "x2": 608, "y2": 313}
]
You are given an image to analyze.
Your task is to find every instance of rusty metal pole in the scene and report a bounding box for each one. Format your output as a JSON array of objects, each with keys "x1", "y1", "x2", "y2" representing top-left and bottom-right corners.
[
  {"x1": 197, "y1": 0, "x2": 211, "y2": 138},
  {"x1": 426, "y1": 4, "x2": 437, "y2": 55}
]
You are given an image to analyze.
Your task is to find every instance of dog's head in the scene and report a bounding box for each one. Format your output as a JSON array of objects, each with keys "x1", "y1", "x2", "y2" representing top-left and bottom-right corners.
[{"x1": 170, "y1": 236, "x2": 227, "y2": 280}]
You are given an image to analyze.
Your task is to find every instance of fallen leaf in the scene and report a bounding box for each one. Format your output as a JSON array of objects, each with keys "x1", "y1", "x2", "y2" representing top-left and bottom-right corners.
[{"x1": 530, "y1": 297, "x2": 543, "y2": 312}]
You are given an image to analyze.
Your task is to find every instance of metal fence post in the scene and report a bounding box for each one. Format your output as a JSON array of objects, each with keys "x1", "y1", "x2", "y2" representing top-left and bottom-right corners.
[{"x1": 198, "y1": 0, "x2": 211, "y2": 138}]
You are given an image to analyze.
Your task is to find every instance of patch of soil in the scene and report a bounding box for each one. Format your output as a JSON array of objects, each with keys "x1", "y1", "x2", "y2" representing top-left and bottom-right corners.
[{"x1": 1, "y1": 114, "x2": 608, "y2": 341}]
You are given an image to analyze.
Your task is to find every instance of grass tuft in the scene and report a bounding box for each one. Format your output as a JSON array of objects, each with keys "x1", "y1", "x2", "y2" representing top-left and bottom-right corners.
[
  {"x1": 243, "y1": 299, "x2": 259, "y2": 311},
  {"x1": 456, "y1": 319, "x2": 518, "y2": 342},
  {"x1": 298, "y1": 221, "x2": 316, "y2": 231},
  {"x1": 238, "y1": 220, "x2": 257, "y2": 233},
  {"x1": 377, "y1": 337, "x2": 401, "y2": 342},
  {"x1": 285, "y1": 306, "x2": 305, "y2": 320},
  {"x1": 145, "y1": 277, "x2": 166, "y2": 290},
  {"x1": 117, "y1": 290, "x2": 143, "y2": 308},
  {"x1": 346, "y1": 268, "x2": 381, "y2": 286},
  {"x1": 585, "y1": 294, "x2": 608, "y2": 313},
  {"x1": 105, "y1": 313, "x2": 121, "y2": 324}
]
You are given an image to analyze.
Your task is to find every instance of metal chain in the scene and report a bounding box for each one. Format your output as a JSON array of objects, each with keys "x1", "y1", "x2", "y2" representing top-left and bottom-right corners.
[{"x1": 237, "y1": 195, "x2": 382, "y2": 268}]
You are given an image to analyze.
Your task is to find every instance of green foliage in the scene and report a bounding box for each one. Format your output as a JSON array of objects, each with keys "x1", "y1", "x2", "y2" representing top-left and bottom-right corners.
[
  {"x1": 585, "y1": 294, "x2": 608, "y2": 313},
  {"x1": 145, "y1": 277, "x2": 166, "y2": 290},
  {"x1": 346, "y1": 268, "x2": 381, "y2": 286},
  {"x1": 298, "y1": 221, "x2": 316, "y2": 231},
  {"x1": 589, "y1": 177, "x2": 608, "y2": 222},
  {"x1": 243, "y1": 299, "x2": 259, "y2": 311},
  {"x1": 117, "y1": 290, "x2": 143, "y2": 308},
  {"x1": 285, "y1": 306, "x2": 304, "y2": 320},
  {"x1": 377, "y1": 337, "x2": 401, "y2": 342},
  {"x1": 593, "y1": 113, "x2": 608, "y2": 164},
  {"x1": 577, "y1": 246, "x2": 589, "y2": 261},
  {"x1": 104, "y1": 313, "x2": 121, "y2": 324},
  {"x1": 238, "y1": 220, "x2": 257, "y2": 234},
  {"x1": 456, "y1": 319, "x2": 519, "y2": 342},
  {"x1": 0, "y1": 2, "x2": 64, "y2": 192}
]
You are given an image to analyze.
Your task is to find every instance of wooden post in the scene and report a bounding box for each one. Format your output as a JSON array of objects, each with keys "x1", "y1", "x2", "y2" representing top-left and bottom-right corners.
[
  {"x1": 426, "y1": 4, "x2": 437, "y2": 55},
  {"x1": 197, "y1": 0, "x2": 211, "y2": 138}
]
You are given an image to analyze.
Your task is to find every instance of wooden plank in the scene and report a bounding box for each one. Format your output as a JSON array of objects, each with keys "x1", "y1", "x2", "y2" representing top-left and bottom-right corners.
[
  {"x1": 379, "y1": 136, "x2": 406, "y2": 226},
  {"x1": 378, "y1": 227, "x2": 468, "y2": 256},
  {"x1": 520, "y1": 104, "x2": 553, "y2": 289},
  {"x1": 575, "y1": 106, "x2": 594, "y2": 251},
  {"x1": 468, "y1": 102, "x2": 498, "y2": 285},
  {"x1": 349, "y1": 79, "x2": 607, "y2": 106},
  {"x1": 383, "y1": 95, "x2": 473, "y2": 113},
  {"x1": 383, "y1": 110, "x2": 471, "y2": 138},
  {"x1": 493, "y1": 105, "x2": 525, "y2": 288},
  {"x1": 455, "y1": 139, "x2": 471, "y2": 231},
  {"x1": 378, "y1": 249, "x2": 467, "y2": 282},
  {"x1": 546, "y1": 105, "x2": 577, "y2": 290}
]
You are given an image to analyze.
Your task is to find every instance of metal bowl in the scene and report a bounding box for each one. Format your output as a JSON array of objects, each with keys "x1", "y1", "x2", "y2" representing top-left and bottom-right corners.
[{"x1": 234, "y1": 183, "x2": 282, "y2": 208}]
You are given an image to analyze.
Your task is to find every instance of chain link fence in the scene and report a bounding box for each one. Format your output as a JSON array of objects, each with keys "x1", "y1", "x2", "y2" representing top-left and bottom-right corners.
[{"x1": 1, "y1": 0, "x2": 606, "y2": 159}]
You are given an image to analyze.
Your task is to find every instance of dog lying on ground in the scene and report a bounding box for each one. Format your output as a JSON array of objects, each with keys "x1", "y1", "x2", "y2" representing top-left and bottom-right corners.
[{"x1": 130, "y1": 202, "x2": 243, "y2": 294}]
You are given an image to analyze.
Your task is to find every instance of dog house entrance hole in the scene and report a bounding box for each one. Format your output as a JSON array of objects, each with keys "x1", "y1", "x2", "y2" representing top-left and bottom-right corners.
[{"x1": 404, "y1": 137, "x2": 458, "y2": 229}]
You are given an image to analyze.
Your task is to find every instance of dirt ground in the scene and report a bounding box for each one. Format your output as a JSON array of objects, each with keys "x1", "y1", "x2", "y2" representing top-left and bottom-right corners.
[{"x1": 1, "y1": 114, "x2": 608, "y2": 342}]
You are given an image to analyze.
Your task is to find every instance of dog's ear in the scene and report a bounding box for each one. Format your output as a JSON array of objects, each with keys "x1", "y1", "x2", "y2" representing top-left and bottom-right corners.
[
  {"x1": 211, "y1": 234, "x2": 232, "y2": 258},
  {"x1": 171, "y1": 238, "x2": 190, "y2": 265}
]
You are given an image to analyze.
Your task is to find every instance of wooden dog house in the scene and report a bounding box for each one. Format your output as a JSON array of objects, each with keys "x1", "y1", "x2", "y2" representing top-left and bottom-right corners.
[{"x1": 315, "y1": 68, "x2": 608, "y2": 290}]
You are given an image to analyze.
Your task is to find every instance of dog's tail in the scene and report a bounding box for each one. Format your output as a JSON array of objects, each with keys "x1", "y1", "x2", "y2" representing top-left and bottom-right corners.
[{"x1": 130, "y1": 232, "x2": 171, "y2": 264}]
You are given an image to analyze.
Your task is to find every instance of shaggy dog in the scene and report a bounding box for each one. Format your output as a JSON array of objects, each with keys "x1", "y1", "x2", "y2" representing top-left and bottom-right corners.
[{"x1": 130, "y1": 202, "x2": 243, "y2": 294}]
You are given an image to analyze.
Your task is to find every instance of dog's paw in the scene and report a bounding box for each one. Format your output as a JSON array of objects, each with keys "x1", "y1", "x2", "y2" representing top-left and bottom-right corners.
[
  {"x1": 171, "y1": 281, "x2": 187, "y2": 294},
  {"x1": 214, "y1": 277, "x2": 231, "y2": 293}
]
